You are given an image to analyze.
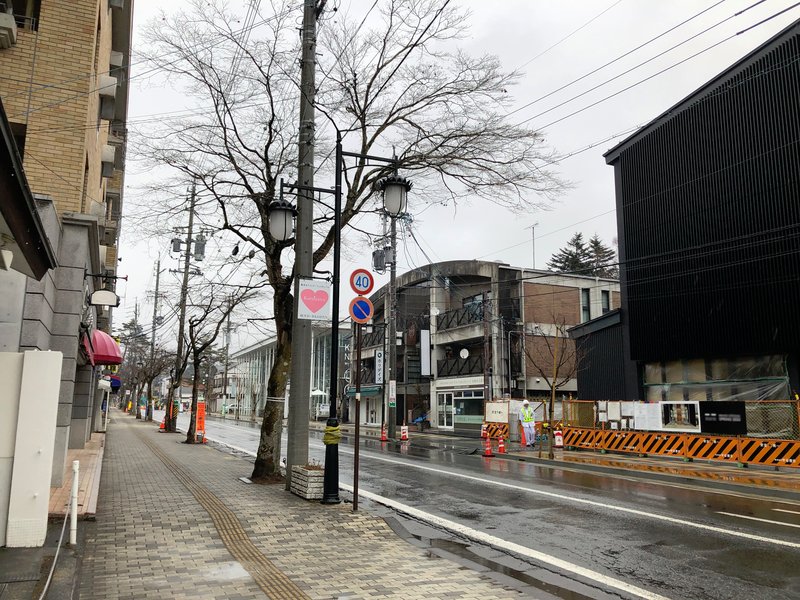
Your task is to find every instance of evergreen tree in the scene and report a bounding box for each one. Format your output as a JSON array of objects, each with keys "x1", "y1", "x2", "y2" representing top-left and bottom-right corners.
[
  {"x1": 546, "y1": 232, "x2": 590, "y2": 273},
  {"x1": 588, "y1": 234, "x2": 618, "y2": 278},
  {"x1": 546, "y1": 232, "x2": 619, "y2": 278}
]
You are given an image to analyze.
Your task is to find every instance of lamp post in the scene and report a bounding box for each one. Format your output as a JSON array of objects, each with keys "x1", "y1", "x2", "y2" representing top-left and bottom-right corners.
[
  {"x1": 268, "y1": 131, "x2": 411, "y2": 505},
  {"x1": 378, "y1": 175, "x2": 411, "y2": 439}
]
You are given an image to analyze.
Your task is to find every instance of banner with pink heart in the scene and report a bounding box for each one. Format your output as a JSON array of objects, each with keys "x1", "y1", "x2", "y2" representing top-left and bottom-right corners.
[{"x1": 297, "y1": 278, "x2": 332, "y2": 321}]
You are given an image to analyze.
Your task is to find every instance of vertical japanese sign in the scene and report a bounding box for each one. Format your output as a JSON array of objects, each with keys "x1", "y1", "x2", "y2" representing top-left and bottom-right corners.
[
  {"x1": 389, "y1": 379, "x2": 396, "y2": 408},
  {"x1": 196, "y1": 401, "x2": 206, "y2": 435},
  {"x1": 375, "y1": 349, "x2": 384, "y2": 384}
]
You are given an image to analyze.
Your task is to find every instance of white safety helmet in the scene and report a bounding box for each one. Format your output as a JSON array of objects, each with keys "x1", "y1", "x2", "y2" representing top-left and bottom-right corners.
[{"x1": 522, "y1": 399, "x2": 529, "y2": 406}]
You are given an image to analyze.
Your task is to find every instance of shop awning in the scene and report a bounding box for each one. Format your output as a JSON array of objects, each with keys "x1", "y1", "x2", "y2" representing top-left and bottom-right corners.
[{"x1": 92, "y1": 329, "x2": 123, "y2": 366}]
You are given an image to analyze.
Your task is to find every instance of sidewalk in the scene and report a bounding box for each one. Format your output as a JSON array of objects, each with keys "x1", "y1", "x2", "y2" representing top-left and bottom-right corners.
[{"x1": 78, "y1": 411, "x2": 523, "y2": 600}]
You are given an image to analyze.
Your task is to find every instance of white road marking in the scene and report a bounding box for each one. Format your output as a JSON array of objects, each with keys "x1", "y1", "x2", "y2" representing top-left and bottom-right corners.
[
  {"x1": 718, "y1": 512, "x2": 800, "y2": 529},
  {"x1": 340, "y1": 483, "x2": 671, "y2": 600},
  {"x1": 200, "y1": 431, "x2": 800, "y2": 549},
  {"x1": 773, "y1": 508, "x2": 800, "y2": 516}
]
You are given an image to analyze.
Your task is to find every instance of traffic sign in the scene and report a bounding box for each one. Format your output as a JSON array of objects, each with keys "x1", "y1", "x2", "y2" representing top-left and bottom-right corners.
[
  {"x1": 350, "y1": 268, "x2": 374, "y2": 295},
  {"x1": 349, "y1": 296, "x2": 374, "y2": 324}
]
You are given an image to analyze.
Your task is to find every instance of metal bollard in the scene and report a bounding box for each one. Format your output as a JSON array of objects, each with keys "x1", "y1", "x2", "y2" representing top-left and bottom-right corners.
[{"x1": 70, "y1": 460, "x2": 79, "y2": 546}]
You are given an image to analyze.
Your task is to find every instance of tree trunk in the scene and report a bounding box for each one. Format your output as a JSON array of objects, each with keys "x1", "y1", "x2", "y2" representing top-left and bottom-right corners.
[
  {"x1": 186, "y1": 358, "x2": 201, "y2": 444},
  {"x1": 251, "y1": 290, "x2": 292, "y2": 480}
]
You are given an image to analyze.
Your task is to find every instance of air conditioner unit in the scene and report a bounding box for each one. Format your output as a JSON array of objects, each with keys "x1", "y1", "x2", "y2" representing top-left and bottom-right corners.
[
  {"x1": 109, "y1": 51, "x2": 124, "y2": 68},
  {"x1": 101, "y1": 145, "x2": 116, "y2": 178},
  {"x1": 98, "y1": 75, "x2": 117, "y2": 98},
  {"x1": 0, "y1": 13, "x2": 17, "y2": 49}
]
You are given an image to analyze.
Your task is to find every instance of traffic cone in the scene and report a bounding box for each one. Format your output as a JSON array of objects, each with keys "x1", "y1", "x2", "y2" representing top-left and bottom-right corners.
[
  {"x1": 380, "y1": 423, "x2": 388, "y2": 442},
  {"x1": 497, "y1": 437, "x2": 506, "y2": 454},
  {"x1": 158, "y1": 416, "x2": 165, "y2": 431},
  {"x1": 400, "y1": 424, "x2": 409, "y2": 441},
  {"x1": 482, "y1": 436, "x2": 495, "y2": 457},
  {"x1": 480, "y1": 423, "x2": 487, "y2": 438},
  {"x1": 554, "y1": 430, "x2": 564, "y2": 448}
]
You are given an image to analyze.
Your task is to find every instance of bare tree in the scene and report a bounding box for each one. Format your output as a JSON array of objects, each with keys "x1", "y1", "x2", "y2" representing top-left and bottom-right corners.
[
  {"x1": 523, "y1": 319, "x2": 579, "y2": 458},
  {"x1": 185, "y1": 285, "x2": 258, "y2": 444},
  {"x1": 136, "y1": 0, "x2": 567, "y2": 478}
]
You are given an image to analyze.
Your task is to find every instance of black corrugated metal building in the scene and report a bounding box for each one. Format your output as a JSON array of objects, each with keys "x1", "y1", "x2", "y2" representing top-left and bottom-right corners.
[{"x1": 572, "y1": 19, "x2": 800, "y2": 402}]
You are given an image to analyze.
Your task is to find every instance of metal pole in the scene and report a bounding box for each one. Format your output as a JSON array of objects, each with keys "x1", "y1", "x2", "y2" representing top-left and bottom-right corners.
[
  {"x1": 222, "y1": 297, "x2": 231, "y2": 416},
  {"x1": 321, "y1": 132, "x2": 342, "y2": 504},
  {"x1": 353, "y1": 323, "x2": 362, "y2": 512},
  {"x1": 286, "y1": 0, "x2": 317, "y2": 490},
  {"x1": 388, "y1": 216, "x2": 398, "y2": 439},
  {"x1": 549, "y1": 327, "x2": 559, "y2": 460},
  {"x1": 69, "y1": 460, "x2": 79, "y2": 545}
]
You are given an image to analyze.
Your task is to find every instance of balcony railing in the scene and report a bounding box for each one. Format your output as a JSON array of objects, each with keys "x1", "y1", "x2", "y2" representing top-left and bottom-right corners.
[
  {"x1": 362, "y1": 323, "x2": 385, "y2": 348},
  {"x1": 437, "y1": 355, "x2": 484, "y2": 378},
  {"x1": 436, "y1": 303, "x2": 484, "y2": 331}
]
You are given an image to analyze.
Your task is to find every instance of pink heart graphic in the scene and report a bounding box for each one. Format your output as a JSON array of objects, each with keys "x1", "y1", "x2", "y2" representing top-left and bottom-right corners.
[{"x1": 301, "y1": 289, "x2": 329, "y2": 313}]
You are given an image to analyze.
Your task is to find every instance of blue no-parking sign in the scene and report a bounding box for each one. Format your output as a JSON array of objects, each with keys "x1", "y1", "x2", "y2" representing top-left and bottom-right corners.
[{"x1": 349, "y1": 296, "x2": 374, "y2": 324}]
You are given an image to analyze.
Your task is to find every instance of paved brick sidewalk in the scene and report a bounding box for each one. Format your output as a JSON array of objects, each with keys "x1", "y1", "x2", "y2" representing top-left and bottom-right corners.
[{"x1": 79, "y1": 415, "x2": 523, "y2": 599}]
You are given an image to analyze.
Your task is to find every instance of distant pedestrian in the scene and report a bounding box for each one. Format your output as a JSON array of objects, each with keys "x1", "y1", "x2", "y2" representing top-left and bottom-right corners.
[{"x1": 520, "y1": 400, "x2": 536, "y2": 447}]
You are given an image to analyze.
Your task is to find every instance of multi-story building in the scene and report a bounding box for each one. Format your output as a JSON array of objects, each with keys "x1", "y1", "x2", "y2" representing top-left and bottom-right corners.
[
  {"x1": 348, "y1": 260, "x2": 619, "y2": 435},
  {"x1": 572, "y1": 20, "x2": 800, "y2": 438},
  {"x1": 0, "y1": 0, "x2": 133, "y2": 546},
  {"x1": 230, "y1": 322, "x2": 352, "y2": 421}
]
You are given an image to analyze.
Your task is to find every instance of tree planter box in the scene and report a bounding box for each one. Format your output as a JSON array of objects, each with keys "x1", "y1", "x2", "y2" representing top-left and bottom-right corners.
[{"x1": 290, "y1": 465, "x2": 324, "y2": 500}]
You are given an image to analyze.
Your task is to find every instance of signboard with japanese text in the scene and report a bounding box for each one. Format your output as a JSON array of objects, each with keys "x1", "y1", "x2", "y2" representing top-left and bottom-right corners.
[
  {"x1": 297, "y1": 278, "x2": 332, "y2": 320},
  {"x1": 389, "y1": 379, "x2": 396, "y2": 408},
  {"x1": 484, "y1": 401, "x2": 509, "y2": 423}
]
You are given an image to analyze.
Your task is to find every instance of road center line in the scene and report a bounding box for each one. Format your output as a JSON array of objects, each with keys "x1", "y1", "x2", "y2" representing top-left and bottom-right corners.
[
  {"x1": 340, "y1": 483, "x2": 671, "y2": 600},
  {"x1": 773, "y1": 508, "x2": 800, "y2": 515},
  {"x1": 200, "y1": 430, "x2": 800, "y2": 550},
  {"x1": 717, "y1": 511, "x2": 800, "y2": 529}
]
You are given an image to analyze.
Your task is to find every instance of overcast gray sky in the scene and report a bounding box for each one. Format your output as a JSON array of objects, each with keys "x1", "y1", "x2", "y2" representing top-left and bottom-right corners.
[{"x1": 118, "y1": 0, "x2": 800, "y2": 351}]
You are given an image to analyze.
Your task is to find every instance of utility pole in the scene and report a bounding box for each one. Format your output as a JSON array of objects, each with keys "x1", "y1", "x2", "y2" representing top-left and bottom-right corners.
[
  {"x1": 286, "y1": 0, "x2": 317, "y2": 489},
  {"x1": 483, "y1": 291, "x2": 491, "y2": 402},
  {"x1": 146, "y1": 259, "x2": 162, "y2": 421},
  {"x1": 387, "y1": 216, "x2": 398, "y2": 438},
  {"x1": 168, "y1": 180, "x2": 196, "y2": 432}
]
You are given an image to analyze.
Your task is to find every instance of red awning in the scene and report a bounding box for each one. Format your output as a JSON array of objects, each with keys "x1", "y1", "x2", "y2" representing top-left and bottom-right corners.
[
  {"x1": 91, "y1": 329, "x2": 123, "y2": 366},
  {"x1": 81, "y1": 334, "x2": 95, "y2": 367}
]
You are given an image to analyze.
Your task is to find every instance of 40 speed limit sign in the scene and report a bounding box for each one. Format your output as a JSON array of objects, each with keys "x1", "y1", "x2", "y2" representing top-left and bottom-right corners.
[{"x1": 350, "y1": 268, "x2": 374, "y2": 295}]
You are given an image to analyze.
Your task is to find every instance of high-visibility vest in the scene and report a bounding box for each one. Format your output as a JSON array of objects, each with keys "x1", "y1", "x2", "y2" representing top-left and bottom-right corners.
[{"x1": 521, "y1": 406, "x2": 534, "y2": 423}]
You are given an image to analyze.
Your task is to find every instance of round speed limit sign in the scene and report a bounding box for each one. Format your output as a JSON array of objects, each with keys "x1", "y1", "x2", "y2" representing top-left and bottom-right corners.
[{"x1": 350, "y1": 268, "x2": 374, "y2": 295}]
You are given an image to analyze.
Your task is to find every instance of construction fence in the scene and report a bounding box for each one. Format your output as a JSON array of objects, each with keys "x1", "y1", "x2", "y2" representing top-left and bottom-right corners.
[{"x1": 560, "y1": 399, "x2": 800, "y2": 469}]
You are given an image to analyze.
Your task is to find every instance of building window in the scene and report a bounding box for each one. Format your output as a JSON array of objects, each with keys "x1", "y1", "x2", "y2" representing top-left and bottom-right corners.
[
  {"x1": 10, "y1": 0, "x2": 41, "y2": 30},
  {"x1": 580, "y1": 288, "x2": 590, "y2": 323},
  {"x1": 601, "y1": 290, "x2": 610, "y2": 314}
]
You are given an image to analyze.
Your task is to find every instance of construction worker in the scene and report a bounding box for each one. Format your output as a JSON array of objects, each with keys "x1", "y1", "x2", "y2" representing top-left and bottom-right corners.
[{"x1": 520, "y1": 400, "x2": 536, "y2": 447}]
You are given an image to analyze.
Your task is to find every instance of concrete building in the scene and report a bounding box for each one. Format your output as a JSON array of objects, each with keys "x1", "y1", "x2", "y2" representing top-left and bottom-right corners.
[
  {"x1": 350, "y1": 260, "x2": 619, "y2": 436},
  {"x1": 0, "y1": 0, "x2": 133, "y2": 546}
]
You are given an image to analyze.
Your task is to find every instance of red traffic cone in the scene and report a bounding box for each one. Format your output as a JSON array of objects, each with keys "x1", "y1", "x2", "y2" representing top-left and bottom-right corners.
[
  {"x1": 380, "y1": 423, "x2": 388, "y2": 442},
  {"x1": 497, "y1": 437, "x2": 506, "y2": 454},
  {"x1": 482, "y1": 436, "x2": 495, "y2": 457},
  {"x1": 158, "y1": 417, "x2": 165, "y2": 431},
  {"x1": 480, "y1": 423, "x2": 487, "y2": 438},
  {"x1": 400, "y1": 424, "x2": 409, "y2": 441}
]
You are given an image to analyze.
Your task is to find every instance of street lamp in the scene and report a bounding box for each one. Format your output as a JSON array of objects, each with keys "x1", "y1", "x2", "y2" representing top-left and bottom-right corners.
[
  {"x1": 378, "y1": 174, "x2": 412, "y2": 439},
  {"x1": 267, "y1": 194, "x2": 297, "y2": 241},
  {"x1": 271, "y1": 131, "x2": 410, "y2": 505}
]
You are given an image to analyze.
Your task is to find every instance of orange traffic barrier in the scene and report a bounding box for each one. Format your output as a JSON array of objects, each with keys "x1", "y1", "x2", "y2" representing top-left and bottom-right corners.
[
  {"x1": 482, "y1": 436, "x2": 495, "y2": 457},
  {"x1": 380, "y1": 423, "x2": 388, "y2": 442},
  {"x1": 497, "y1": 437, "x2": 506, "y2": 454}
]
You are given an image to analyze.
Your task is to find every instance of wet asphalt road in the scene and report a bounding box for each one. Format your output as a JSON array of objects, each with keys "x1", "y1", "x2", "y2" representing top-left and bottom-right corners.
[{"x1": 156, "y1": 411, "x2": 800, "y2": 600}]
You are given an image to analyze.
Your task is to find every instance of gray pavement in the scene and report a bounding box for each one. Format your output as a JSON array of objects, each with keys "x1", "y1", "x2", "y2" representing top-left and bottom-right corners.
[{"x1": 78, "y1": 410, "x2": 525, "y2": 599}]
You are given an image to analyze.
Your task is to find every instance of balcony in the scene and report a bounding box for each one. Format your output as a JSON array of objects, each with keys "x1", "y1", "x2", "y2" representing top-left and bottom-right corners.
[
  {"x1": 437, "y1": 303, "x2": 484, "y2": 331},
  {"x1": 362, "y1": 323, "x2": 385, "y2": 348},
  {"x1": 437, "y1": 354, "x2": 484, "y2": 378}
]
